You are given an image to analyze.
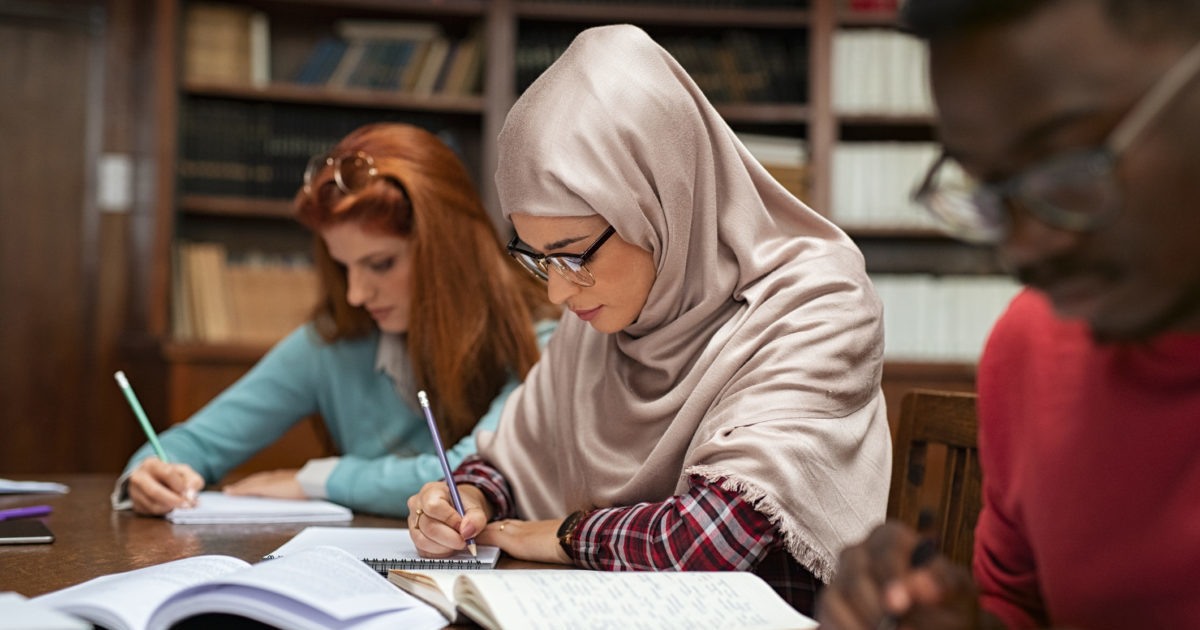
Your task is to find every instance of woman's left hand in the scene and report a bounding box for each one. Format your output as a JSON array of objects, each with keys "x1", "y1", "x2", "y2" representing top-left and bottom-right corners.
[
  {"x1": 477, "y1": 518, "x2": 571, "y2": 565},
  {"x1": 222, "y1": 469, "x2": 305, "y2": 500}
]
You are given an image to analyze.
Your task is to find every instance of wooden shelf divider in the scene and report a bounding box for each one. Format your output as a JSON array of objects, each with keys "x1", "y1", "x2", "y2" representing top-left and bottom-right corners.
[
  {"x1": 183, "y1": 81, "x2": 487, "y2": 114},
  {"x1": 514, "y1": 2, "x2": 809, "y2": 28}
]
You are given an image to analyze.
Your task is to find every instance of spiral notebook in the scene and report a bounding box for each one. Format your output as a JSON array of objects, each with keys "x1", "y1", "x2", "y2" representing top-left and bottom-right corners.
[{"x1": 264, "y1": 526, "x2": 500, "y2": 574}]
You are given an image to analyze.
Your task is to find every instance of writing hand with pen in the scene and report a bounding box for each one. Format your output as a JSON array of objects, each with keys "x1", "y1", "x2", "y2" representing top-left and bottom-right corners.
[
  {"x1": 406, "y1": 390, "x2": 574, "y2": 565},
  {"x1": 127, "y1": 457, "x2": 204, "y2": 516},
  {"x1": 816, "y1": 521, "x2": 993, "y2": 630},
  {"x1": 406, "y1": 479, "x2": 572, "y2": 565}
]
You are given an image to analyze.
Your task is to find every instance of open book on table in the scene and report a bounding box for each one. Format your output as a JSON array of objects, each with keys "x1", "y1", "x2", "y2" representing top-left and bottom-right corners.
[
  {"x1": 387, "y1": 568, "x2": 818, "y2": 630},
  {"x1": 265, "y1": 525, "x2": 500, "y2": 573},
  {"x1": 32, "y1": 546, "x2": 446, "y2": 630}
]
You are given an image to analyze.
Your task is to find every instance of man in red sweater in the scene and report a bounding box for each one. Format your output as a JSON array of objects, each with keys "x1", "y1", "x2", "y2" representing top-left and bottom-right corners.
[{"x1": 816, "y1": 0, "x2": 1200, "y2": 628}]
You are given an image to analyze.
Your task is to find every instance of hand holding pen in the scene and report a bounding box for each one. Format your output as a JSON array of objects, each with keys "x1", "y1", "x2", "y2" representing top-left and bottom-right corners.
[
  {"x1": 415, "y1": 390, "x2": 477, "y2": 557},
  {"x1": 114, "y1": 371, "x2": 203, "y2": 515}
]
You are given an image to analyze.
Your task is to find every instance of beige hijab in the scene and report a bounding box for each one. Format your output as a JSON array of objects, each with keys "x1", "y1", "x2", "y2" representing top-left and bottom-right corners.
[{"x1": 481, "y1": 25, "x2": 891, "y2": 582}]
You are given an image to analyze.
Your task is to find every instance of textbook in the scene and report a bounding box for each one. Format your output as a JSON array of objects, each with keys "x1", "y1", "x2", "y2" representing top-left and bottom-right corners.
[
  {"x1": 32, "y1": 546, "x2": 446, "y2": 630},
  {"x1": 265, "y1": 525, "x2": 500, "y2": 573},
  {"x1": 165, "y1": 491, "x2": 352, "y2": 524},
  {"x1": 387, "y1": 568, "x2": 819, "y2": 630}
]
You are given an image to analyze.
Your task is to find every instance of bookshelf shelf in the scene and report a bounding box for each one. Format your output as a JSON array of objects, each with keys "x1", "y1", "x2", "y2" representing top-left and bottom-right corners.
[
  {"x1": 838, "y1": 113, "x2": 936, "y2": 127},
  {"x1": 183, "y1": 82, "x2": 487, "y2": 115},
  {"x1": 845, "y1": 225, "x2": 952, "y2": 240},
  {"x1": 514, "y1": 2, "x2": 809, "y2": 28},
  {"x1": 260, "y1": 0, "x2": 489, "y2": 17},
  {"x1": 715, "y1": 103, "x2": 809, "y2": 125},
  {"x1": 163, "y1": 341, "x2": 274, "y2": 363},
  {"x1": 836, "y1": 10, "x2": 901, "y2": 27},
  {"x1": 179, "y1": 195, "x2": 296, "y2": 219}
]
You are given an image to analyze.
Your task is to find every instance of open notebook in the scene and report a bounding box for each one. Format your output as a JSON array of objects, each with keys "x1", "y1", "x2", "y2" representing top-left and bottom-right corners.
[
  {"x1": 265, "y1": 526, "x2": 500, "y2": 574},
  {"x1": 388, "y1": 569, "x2": 818, "y2": 629},
  {"x1": 166, "y1": 492, "x2": 352, "y2": 524}
]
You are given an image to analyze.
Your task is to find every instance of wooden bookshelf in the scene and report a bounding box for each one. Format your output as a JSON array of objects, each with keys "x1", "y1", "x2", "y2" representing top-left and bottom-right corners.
[{"x1": 145, "y1": 0, "x2": 992, "y2": 447}]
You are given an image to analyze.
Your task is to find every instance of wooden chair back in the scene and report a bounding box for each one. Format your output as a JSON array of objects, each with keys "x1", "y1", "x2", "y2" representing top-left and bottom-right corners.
[{"x1": 886, "y1": 389, "x2": 982, "y2": 567}]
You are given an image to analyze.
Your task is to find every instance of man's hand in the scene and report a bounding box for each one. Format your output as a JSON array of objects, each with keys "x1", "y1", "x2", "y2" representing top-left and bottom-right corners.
[{"x1": 817, "y1": 521, "x2": 981, "y2": 630}]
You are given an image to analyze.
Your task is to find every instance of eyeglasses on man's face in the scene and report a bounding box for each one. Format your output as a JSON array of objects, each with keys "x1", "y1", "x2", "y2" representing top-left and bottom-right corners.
[
  {"x1": 506, "y1": 225, "x2": 617, "y2": 287},
  {"x1": 913, "y1": 39, "x2": 1200, "y2": 244}
]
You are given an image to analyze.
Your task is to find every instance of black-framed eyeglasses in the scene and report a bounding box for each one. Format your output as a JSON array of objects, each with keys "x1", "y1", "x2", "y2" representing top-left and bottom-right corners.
[
  {"x1": 506, "y1": 225, "x2": 616, "y2": 287},
  {"x1": 303, "y1": 151, "x2": 396, "y2": 203},
  {"x1": 912, "y1": 39, "x2": 1200, "y2": 244}
]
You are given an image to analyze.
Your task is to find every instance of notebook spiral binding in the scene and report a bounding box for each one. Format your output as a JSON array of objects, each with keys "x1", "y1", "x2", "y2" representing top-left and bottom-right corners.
[
  {"x1": 363, "y1": 557, "x2": 488, "y2": 574},
  {"x1": 263, "y1": 554, "x2": 487, "y2": 575}
]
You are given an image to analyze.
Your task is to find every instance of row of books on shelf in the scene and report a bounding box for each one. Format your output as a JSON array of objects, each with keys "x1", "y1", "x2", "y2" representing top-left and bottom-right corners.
[
  {"x1": 291, "y1": 21, "x2": 483, "y2": 96},
  {"x1": 517, "y1": 24, "x2": 806, "y2": 104},
  {"x1": 831, "y1": 141, "x2": 939, "y2": 228},
  {"x1": 183, "y1": 3, "x2": 482, "y2": 96},
  {"x1": 832, "y1": 28, "x2": 933, "y2": 116},
  {"x1": 183, "y1": 3, "x2": 270, "y2": 86},
  {"x1": 170, "y1": 243, "x2": 1012, "y2": 361},
  {"x1": 173, "y1": 242, "x2": 318, "y2": 345},
  {"x1": 179, "y1": 98, "x2": 467, "y2": 198},
  {"x1": 872, "y1": 274, "x2": 1022, "y2": 362},
  {"x1": 737, "y1": 132, "x2": 809, "y2": 201}
]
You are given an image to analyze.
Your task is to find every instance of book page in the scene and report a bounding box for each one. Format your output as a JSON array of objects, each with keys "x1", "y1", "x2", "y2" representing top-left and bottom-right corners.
[
  {"x1": 166, "y1": 491, "x2": 352, "y2": 524},
  {"x1": 455, "y1": 570, "x2": 818, "y2": 630},
  {"x1": 148, "y1": 546, "x2": 446, "y2": 630},
  {"x1": 387, "y1": 569, "x2": 467, "y2": 621},
  {"x1": 32, "y1": 555, "x2": 249, "y2": 630}
]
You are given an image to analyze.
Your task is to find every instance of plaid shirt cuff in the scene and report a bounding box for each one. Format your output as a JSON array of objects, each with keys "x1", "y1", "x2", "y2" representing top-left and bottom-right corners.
[
  {"x1": 571, "y1": 474, "x2": 778, "y2": 571},
  {"x1": 452, "y1": 455, "x2": 517, "y2": 520}
]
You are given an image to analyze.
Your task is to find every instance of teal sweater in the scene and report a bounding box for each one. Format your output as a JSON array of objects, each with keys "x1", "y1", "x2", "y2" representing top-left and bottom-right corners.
[{"x1": 123, "y1": 321, "x2": 555, "y2": 517}]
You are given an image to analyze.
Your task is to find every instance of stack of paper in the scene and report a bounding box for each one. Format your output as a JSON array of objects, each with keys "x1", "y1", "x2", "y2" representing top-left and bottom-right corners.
[
  {"x1": 166, "y1": 492, "x2": 351, "y2": 524},
  {"x1": 0, "y1": 479, "x2": 69, "y2": 494}
]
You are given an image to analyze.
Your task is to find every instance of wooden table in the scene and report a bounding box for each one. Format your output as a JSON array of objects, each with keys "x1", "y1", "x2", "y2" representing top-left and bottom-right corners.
[{"x1": 0, "y1": 474, "x2": 553, "y2": 610}]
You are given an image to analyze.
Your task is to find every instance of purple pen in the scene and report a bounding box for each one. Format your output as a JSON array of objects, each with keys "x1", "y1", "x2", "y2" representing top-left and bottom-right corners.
[
  {"x1": 0, "y1": 505, "x2": 52, "y2": 521},
  {"x1": 417, "y1": 390, "x2": 478, "y2": 558}
]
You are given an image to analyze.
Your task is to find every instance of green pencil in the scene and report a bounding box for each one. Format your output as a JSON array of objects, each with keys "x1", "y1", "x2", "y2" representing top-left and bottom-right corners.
[{"x1": 114, "y1": 370, "x2": 170, "y2": 463}]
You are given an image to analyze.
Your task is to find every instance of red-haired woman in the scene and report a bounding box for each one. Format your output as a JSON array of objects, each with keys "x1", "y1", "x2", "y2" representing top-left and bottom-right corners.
[{"x1": 115, "y1": 122, "x2": 558, "y2": 517}]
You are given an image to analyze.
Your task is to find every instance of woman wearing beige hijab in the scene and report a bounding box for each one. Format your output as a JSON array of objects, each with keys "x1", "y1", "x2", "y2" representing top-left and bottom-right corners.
[{"x1": 407, "y1": 25, "x2": 891, "y2": 612}]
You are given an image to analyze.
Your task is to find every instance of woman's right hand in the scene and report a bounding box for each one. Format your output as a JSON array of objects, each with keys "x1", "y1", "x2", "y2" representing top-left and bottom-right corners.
[
  {"x1": 407, "y1": 480, "x2": 492, "y2": 557},
  {"x1": 127, "y1": 458, "x2": 204, "y2": 516}
]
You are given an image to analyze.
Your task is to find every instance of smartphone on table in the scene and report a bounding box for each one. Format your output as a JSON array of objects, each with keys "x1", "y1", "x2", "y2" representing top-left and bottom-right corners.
[{"x1": 0, "y1": 519, "x2": 55, "y2": 544}]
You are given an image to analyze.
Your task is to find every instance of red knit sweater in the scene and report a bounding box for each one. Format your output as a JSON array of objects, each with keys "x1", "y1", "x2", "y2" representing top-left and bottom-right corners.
[{"x1": 974, "y1": 290, "x2": 1200, "y2": 629}]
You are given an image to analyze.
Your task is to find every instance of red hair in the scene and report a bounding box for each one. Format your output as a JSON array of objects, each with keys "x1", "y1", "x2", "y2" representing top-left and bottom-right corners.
[{"x1": 295, "y1": 123, "x2": 557, "y2": 444}]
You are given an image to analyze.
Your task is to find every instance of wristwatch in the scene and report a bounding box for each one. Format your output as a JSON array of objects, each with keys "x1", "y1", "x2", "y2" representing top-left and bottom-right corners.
[{"x1": 557, "y1": 510, "x2": 585, "y2": 556}]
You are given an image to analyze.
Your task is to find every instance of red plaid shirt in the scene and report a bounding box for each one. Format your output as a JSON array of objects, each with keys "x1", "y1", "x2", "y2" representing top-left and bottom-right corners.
[{"x1": 454, "y1": 456, "x2": 819, "y2": 614}]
